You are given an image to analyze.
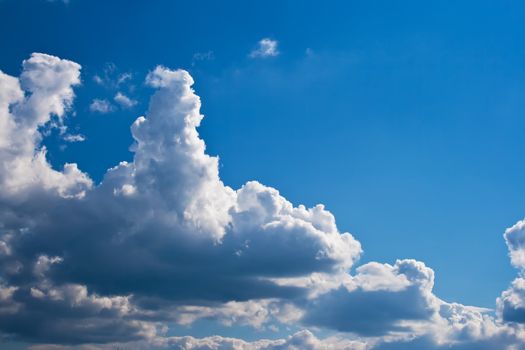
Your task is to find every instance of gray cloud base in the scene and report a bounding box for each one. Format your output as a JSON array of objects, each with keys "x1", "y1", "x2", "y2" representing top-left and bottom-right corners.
[{"x1": 1, "y1": 53, "x2": 525, "y2": 349}]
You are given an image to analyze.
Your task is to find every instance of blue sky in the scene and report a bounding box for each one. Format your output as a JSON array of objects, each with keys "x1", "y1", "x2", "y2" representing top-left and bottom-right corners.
[{"x1": 2, "y1": 1, "x2": 525, "y2": 349}]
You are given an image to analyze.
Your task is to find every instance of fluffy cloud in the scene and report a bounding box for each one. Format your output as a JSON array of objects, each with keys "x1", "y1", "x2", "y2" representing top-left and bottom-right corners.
[
  {"x1": 0, "y1": 53, "x2": 91, "y2": 199},
  {"x1": 89, "y1": 99, "x2": 114, "y2": 113},
  {"x1": 497, "y1": 219, "x2": 525, "y2": 325},
  {"x1": 302, "y1": 260, "x2": 438, "y2": 336},
  {"x1": 27, "y1": 330, "x2": 368, "y2": 350},
  {"x1": 0, "y1": 55, "x2": 361, "y2": 345},
  {"x1": 250, "y1": 38, "x2": 279, "y2": 58},
  {"x1": 1, "y1": 53, "x2": 525, "y2": 350},
  {"x1": 504, "y1": 219, "x2": 525, "y2": 270},
  {"x1": 114, "y1": 92, "x2": 137, "y2": 108},
  {"x1": 499, "y1": 278, "x2": 525, "y2": 324}
]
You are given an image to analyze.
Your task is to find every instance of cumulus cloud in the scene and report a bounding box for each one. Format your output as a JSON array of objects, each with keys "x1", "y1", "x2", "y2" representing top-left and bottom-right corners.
[
  {"x1": 0, "y1": 53, "x2": 91, "y2": 199},
  {"x1": 250, "y1": 38, "x2": 279, "y2": 58},
  {"x1": 27, "y1": 330, "x2": 368, "y2": 350},
  {"x1": 497, "y1": 219, "x2": 525, "y2": 325},
  {"x1": 504, "y1": 219, "x2": 525, "y2": 269},
  {"x1": 114, "y1": 92, "x2": 137, "y2": 108},
  {"x1": 1, "y1": 53, "x2": 525, "y2": 350},
  {"x1": 89, "y1": 99, "x2": 114, "y2": 113},
  {"x1": 0, "y1": 55, "x2": 361, "y2": 345},
  {"x1": 302, "y1": 260, "x2": 438, "y2": 336}
]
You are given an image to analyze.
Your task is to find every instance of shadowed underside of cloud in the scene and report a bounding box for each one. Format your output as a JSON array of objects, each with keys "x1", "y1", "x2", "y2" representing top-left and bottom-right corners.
[{"x1": 1, "y1": 53, "x2": 525, "y2": 349}]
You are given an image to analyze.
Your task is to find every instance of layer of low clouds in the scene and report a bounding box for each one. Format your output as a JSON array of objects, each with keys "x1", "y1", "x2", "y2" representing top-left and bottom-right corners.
[
  {"x1": 250, "y1": 38, "x2": 279, "y2": 58},
  {"x1": 1, "y1": 53, "x2": 525, "y2": 349}
]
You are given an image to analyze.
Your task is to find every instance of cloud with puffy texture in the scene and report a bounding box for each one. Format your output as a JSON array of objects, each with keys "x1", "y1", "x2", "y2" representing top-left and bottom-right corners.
[
  {"x1": 497, "y1": 219, "x2": 525, "y2": 325},
  {"x1": 2, "y1": 53, "x2": 525, "y2": 350},
  {"x1": 302, "y1": 260, "x2": 438, "y2": 336},
  {"x1": 89, "y1": 98, "x2": 114, "y2": 113},
  {"x1": 27, "y1": 331, "x2": 369, "y2": 350},
  {"x1": 250, "y1": 38, "x2": 279, "y2": 58},
  {"x1": 0, "y1": 54, "x2": 361, "y2": 345},
  {"x1": 114, "y1": 92, "x2": 137, "y2": 108},
  {"x1": 504, "y1": 219, "x2": 525, "y2": 270},
  {"x1": 0, "y1": 53, "x2": 91, "y2": 199}
]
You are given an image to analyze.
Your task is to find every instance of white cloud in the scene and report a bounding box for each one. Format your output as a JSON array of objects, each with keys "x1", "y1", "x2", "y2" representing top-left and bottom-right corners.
[
  {"x1": 116, "y1": 72, "x2": 132, "y2": 85},
  {"x1": 27, "y1": 331, "x2": 368, "y2": 350},
  {"x1": 0, "y1": 57, "x2": 361, "y2": 345},
  {"x1": 89, "y1": 98, "x2": 114, "y2": 113},
  {"x1": 250, "y1": 38, "x2": 279, "y2": 58},
  {"x1": 302, "y1": 259, "x2": 439, "y2": 336},
  {"x1": 0, "y1": 53, "x2": 91, "y2": 199},
  {"x1": 93, "y1": 63, "x2": 132, "y2": 88},
  {"x1": 2, "y1": 53, "x2": 525, "y2": 350},
  {"x1": 497, "y1": 219, "x2": 525, "y2": 324},
  {"x1": 114, "y1": 92, "x2": 137, "y2": 108},
  {"x1": 192, "y1": 50, "x2": 215, "y2": 66},
  {"x1": 498, "y1": 278, "x2": 525, "y2": 323},
  {"x1": 63, "y1": 133, "x2": 86, "y2": 142},
  {"x1": 505, "y1": 219, "x2": 525, "y2": 269}
]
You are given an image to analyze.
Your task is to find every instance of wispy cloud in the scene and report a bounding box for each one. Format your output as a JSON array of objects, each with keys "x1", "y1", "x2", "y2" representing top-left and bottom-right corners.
[
  {"x1": 92, "y1": 63, "x2": 133, "y2": 89},
  {"x1": 63, "y1": 133, "x2": 86, "y2": 142},
  {"x1": 114, "y1": 92, "x2": 137, "y2": 108},
  {"x1": 192, "y1": 50, "x2": 215, "y2": 66},
  {"x1": 250, "y1": 38, "x2": 279, "y2": 58},
  {"x1": 89, "y1": 98, "x2": 114, "y2": 113}
]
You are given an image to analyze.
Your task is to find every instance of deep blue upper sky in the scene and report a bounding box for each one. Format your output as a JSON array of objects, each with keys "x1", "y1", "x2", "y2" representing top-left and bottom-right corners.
[{"x1": 2, "y1": 0, "x2": 525, "y2": 309}]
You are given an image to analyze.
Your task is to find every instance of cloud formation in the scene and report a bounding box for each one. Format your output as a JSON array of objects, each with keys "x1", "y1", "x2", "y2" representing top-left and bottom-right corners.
[
  {"x1": 89, "y1": 98, "x2": 114, "y2": 113},
  {"x1": 63, "y1": 134, "x2": 86, "y2": 143},
  {"x1": 250, "y1": 38, "x2": 279, "y2": 58},
  {"x1": 0, "y1": 53, "x2": 91, "y2": 199},
  {"x1": 1, "y1": 53, "x2": 525, "y2": 350},
  {"x1": 93, "y1": 63, "x2": 132, "y2": 89},
  {"x1": 303, "y1": 260, "x2": 438, "y2": 336},
  {"x1": 497, "y1": 220, "x2": 525, "y2": 324},
  {"x1": 114, "y1": 92, "x2": 137, "y2": 108}
]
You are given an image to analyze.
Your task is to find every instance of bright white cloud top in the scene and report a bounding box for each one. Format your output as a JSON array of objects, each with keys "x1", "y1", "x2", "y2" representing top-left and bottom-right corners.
[{"x1": 1, "y1": 53, "x2": 525, "y2": 349}]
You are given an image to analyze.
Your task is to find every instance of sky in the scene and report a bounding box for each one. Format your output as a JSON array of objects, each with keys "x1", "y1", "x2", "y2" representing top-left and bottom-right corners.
[{"x1": 1, "y1": 0, "x2": 525, "y2": 349}]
